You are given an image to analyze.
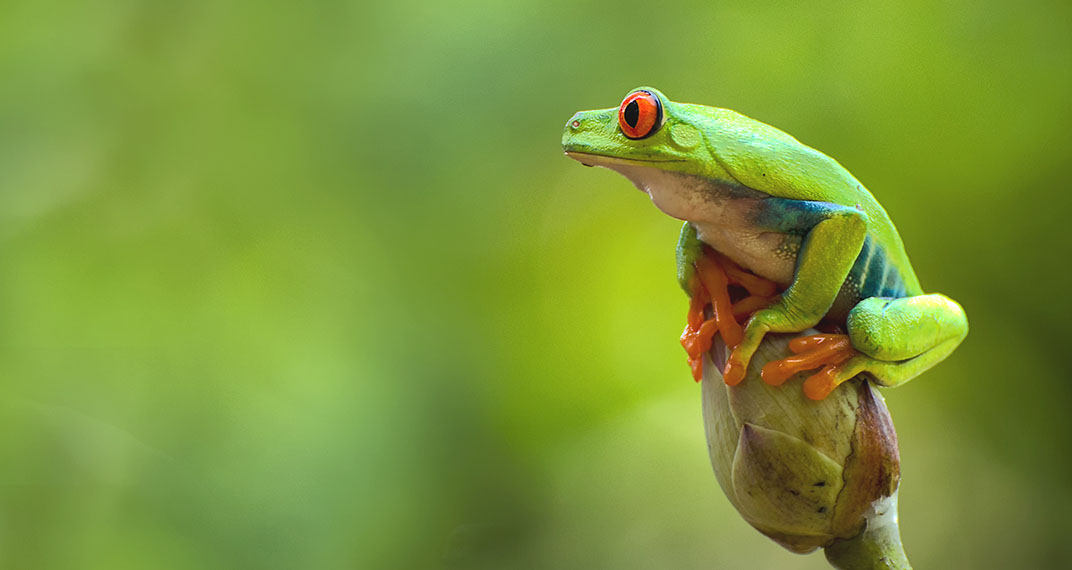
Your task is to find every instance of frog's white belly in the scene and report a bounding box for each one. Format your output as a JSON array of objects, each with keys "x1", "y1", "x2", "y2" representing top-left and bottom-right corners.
[
  {"x1": 693, "y1": 223, "x2": 796, "y2": 286},
  {"x1": 601, "y1": 161, "x2": 798, "y2": 286}
]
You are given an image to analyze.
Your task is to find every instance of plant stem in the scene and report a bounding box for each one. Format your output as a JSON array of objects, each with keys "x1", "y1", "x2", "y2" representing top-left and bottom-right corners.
[{"x1": 824, "y1": 493, "x2": 912, "y2": 570}]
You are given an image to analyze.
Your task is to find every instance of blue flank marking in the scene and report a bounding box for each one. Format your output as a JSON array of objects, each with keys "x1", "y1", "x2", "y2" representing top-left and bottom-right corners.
[
  {"x1": 753, "y1": 198, "x2": 856, "y2": 236},
  {"x1": 851, "y1": 236, "x2": 906, "y2": 299}
]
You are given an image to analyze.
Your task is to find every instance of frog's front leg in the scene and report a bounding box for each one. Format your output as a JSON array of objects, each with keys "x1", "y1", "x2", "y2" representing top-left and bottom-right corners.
[
  {"x1": 790, "y1": 294, "x2": 968, "y2": 399},
  {"x1": 722, "y1": 200, "x2": 867, "y2": 385}
]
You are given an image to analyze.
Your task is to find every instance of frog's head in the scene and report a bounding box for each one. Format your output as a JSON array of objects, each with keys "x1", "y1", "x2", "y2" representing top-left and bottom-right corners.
[{"x1": 562, "y1": 87, "x2": 728, "y2": 221}]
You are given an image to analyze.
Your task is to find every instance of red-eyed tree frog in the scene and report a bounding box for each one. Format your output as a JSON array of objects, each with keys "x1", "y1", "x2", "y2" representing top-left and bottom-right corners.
[{"x1": 562, "y1": 87, "x2": 967, "y2": 400}]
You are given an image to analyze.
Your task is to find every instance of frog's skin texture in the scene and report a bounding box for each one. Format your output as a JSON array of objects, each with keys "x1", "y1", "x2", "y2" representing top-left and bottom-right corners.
[{"x1": 562, "y1": 87, "x2": 967, "y2": 396}]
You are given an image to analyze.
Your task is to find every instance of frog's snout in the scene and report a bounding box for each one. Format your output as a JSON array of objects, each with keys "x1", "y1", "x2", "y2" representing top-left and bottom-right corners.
[
  {"x1": 563, "y1": 112, "x2": 589, "y2": 138},
  {"x1": 562, "y1": 108, "x2": 613, "y2": 160}
]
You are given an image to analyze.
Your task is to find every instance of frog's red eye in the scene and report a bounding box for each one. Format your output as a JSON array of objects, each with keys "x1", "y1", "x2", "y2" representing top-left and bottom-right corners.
[{"x1": 618, "y1": 91, "x2": 662, "y2": 139}]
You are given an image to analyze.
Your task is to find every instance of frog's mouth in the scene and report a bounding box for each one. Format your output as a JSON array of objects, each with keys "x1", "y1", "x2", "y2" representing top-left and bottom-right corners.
[{"x1": 564, "y1": 151, "x2": 684, "y2": 168}]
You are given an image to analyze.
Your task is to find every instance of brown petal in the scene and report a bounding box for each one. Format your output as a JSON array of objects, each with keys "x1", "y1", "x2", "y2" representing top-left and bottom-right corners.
[{"x1": 830, "y1": 380, "x2": 901, "y2": 539}]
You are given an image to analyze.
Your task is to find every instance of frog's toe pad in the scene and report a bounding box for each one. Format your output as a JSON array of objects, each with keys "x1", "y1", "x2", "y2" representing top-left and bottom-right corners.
[
  {"x1": 760, "y1": 334, "x2": 856, "y2": 392},
  {"x1": 802, "y1": 364, "x2": 845, "y2": 400}
]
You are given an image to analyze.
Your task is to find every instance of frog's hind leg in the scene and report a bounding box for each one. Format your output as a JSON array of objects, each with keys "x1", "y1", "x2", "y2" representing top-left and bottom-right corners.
[{"x1": 802, "y1": 294, "x2": 968, "y2": 399}]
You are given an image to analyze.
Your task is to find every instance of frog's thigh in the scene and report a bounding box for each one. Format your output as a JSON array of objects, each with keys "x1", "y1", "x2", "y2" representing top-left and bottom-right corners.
[
  {"x1": 676, "y1": 222, "x2": 704, "y2": 293},
  {"x1": 847, "y1": 294, "x2": 966, "y2": 360},
  {"x1": 843, "y1": 294, "x2": 967, "y2": 388}
]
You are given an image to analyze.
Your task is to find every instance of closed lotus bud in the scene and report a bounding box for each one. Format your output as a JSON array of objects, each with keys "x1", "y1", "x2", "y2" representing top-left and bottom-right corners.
[{"x1": 702, "y1": 332, "x2": 911, "y2": 569}]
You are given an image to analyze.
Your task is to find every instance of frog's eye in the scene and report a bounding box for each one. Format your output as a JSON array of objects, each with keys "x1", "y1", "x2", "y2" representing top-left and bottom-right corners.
[{"x1": 618, "y1": 90, "x2": 662, "y2": 139}]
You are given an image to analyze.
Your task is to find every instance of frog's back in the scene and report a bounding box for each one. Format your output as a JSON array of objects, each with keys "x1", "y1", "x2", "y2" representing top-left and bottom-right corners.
[{"x1": 684, "y1": 104, "x2": 924, "y2": 301}]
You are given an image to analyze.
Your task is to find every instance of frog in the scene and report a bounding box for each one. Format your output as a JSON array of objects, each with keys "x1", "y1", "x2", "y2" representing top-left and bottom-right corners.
[{"x1": 561, "y1": 87, "x2": 967, "y2": 400}]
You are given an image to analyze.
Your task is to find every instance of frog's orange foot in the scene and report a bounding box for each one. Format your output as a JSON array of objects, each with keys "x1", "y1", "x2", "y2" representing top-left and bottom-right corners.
[
  {"x1": 760, "y1": 334, "x2": 858, "y2": 400},
  {"x1": 680, "y1": 247, "x2": 780, "y2": 383}
]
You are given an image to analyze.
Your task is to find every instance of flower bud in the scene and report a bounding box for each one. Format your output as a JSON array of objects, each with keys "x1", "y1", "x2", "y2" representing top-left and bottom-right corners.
[{"x1": 701, "y1": 332, "x2": 901, "y2": 555}]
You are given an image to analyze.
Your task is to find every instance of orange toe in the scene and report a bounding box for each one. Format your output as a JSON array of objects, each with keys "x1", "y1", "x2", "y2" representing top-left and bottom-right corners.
[
  {"x1": 788, "y1": 333, "x2": 848, "y2": 354},
  {"x1": 681, "y1": 318, "x2": 719, "y2": 362},
  {"x1": 686, "y1": 287, "x2": 708, "y2": 330},
  {"x1": 695, "y1": 254, "x2": 743, "y2": 348},
  {"x1": 761, "y1": 358, "x2": 802, "y2": 387},
  {"x1": 722, "y1": 355, "x2": 747, "y2": 386},
  {"x1": 687, "y1": 354, "x2": 704, "y2": 382},
  {"x1": 803, "y1": 364, "x2": 842, "y2": 400}
]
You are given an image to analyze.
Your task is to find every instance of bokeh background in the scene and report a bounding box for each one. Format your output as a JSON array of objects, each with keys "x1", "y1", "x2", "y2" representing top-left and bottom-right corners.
[{"x1": 1, "y1": 0, "x2": 1070, "y2": 568}]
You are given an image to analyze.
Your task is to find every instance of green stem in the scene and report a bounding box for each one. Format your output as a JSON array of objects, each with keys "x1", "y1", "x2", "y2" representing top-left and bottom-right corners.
[{"x1": 824, "y1": 493, "x2": 912, "y2": 570}]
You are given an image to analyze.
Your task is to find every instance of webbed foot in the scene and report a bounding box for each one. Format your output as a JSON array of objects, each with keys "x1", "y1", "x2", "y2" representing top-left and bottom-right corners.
[
  {"x1": 680, "y1": 247, "x2": 779, "y2": 383},
  {"x1": 759, "y1": 334, "x2": 859, "y2": 400}
]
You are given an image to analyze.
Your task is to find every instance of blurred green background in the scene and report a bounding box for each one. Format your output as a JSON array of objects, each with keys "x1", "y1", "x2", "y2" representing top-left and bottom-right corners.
[{"x1": 0, "y1": 0, "x2": 1069, "y2": 568}]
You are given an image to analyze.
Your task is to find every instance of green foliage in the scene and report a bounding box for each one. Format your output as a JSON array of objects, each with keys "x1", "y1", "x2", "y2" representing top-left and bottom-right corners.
[{"x1": 0, "y1": 0, "x2": 1069, "y2": 568}]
